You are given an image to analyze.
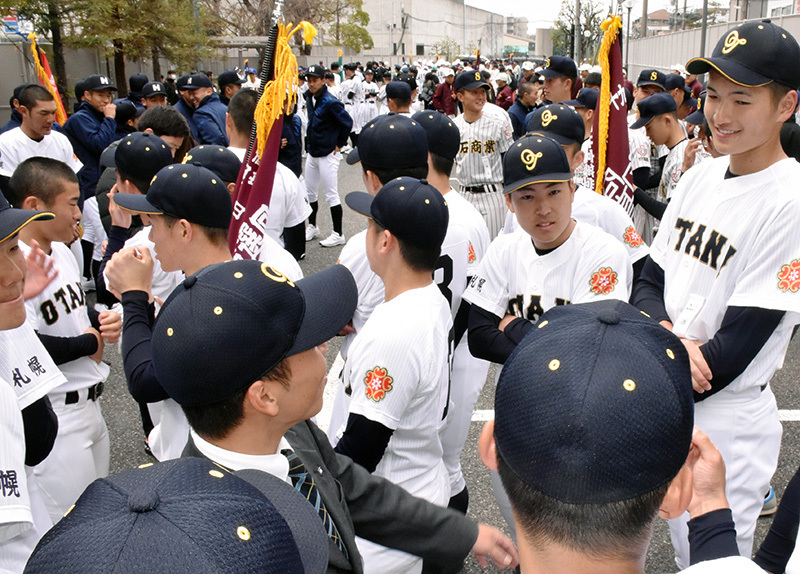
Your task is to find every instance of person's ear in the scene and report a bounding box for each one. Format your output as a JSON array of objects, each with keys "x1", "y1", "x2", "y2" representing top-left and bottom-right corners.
[
  {"x1": 246, "y1": 379, "x2": 280, "y2": 416},
  {"x1": 227, "y1": 182, "x2": 236, "y2": 196},
  {"x1": 142, "y1": 127, "x2": 155, "y2": 135},
  {"x1": 478, "y1": 420, "x2": 499, "y2": 471},
  {"x1": 779, "y1": 89, "x2": 798, "y2": 123},
  {"x1": 658, "y1": 464, "x2": 694, "y2": 519},
  {"x1": 504, "y1": 193, "x2": 515, "y2": 213},
  {"x1": 178, "y1": 219, "x2": 193, "y2": 241},
  {"x1": 570, "y1": 150, "x2": 585, "y2": 172},
  {"x1": 21, "y1": 195, "x2": 41, "y2": 211},
  {"x1": 364, "y1": 170, "x2": 382, "y2": 195}
]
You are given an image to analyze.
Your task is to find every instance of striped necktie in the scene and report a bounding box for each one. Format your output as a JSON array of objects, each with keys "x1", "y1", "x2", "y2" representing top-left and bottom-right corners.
[{"x1": 283, "y1": 449, "x2": 348, "y2": 558}]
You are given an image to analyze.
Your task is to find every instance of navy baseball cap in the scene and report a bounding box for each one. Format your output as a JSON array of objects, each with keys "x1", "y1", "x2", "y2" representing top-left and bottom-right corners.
[
  {"x1": 503, "y1": 135, "x2": 573, "y2": 194},
  {"x1": 218, "y1": 70, "x2": 246, "y2": 90},
  {"x1": 142, "y1": 81, "x2": 167, "y2": 99},
  {"x1": 176, "y1": 74, "x2": 191, "y2": 90},
  {"x1": 526, "y1": 104, "x2": 585, "y2": 146},
  {"x1": 454, "y1": 70, "x2": 490, "y2": 91},
  {"x1": 346, "y1": 177, "x2": 448, "y2": 250},
  {"x1": 152, "y1": 260, "x2": 357, "y2": 406},
  {"x1": 83, "y1": 74, "x2": 117, "y2": 92},
  {"x1": 385, "y1": 81, "x2": 412, "y2": 100},
  {"x1": 630, "y1": 92, "x2": 678, "y2": 129},
  {"x1": 114, "y1": 132, "x2": 173, "y2": 181},
  {"x1": 305, "y1": 65, "x2": 326, "y2": 78},
  {"x1": 129, "y1": 73, "x2": 148, "y2": 93},
  {"x1": 688, "y1": 21, "x2": 800, "y2": 89},
  {"x1": 0, "y1": 193, "x2": 53, "y2": 244},
  {"x1": 24, "y1": 458, "x2": 328, "y2": 574},
  {"x1": 562, "y1": 87, "x2": 599, "y2": 110},
  {"x1": 346, "y1": 114, "x2": 428, "y2": 168},
  {"x1": 183, "y1": 73, "x2": 214, "y2": 90},
  {"x1": 114, "y1": 164, "x2": 232, "y2": 229},
  {"x1": 412, "y1": 110, "x2": 460, "y2": 160},
  {"x1": 113, "y1": 99, "x2": 144, "y2": 125},
  {"x1": 494, "y1": 300, "x2": 694, "y2": 504},
  {"x1": 182, "y1": 145, "x2": 242, "y2": 184},
  {"x1": 637, "y1": 69, "x2": 666, "y2": 90},
  {"x1": 665, "y1": 73, "x2": 691, "y2": 98},
  {"x1": 685, "y1": 92, "x2": 707, "y2": 125},
  {"x1": 540, "y1": 55, "x2": 578, "y2": 79}
]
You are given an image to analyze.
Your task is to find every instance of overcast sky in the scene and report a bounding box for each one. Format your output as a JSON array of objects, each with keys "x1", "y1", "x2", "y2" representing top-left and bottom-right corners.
[{"x1": 464, "y1": 0, "x2": 698, "y2": 32}]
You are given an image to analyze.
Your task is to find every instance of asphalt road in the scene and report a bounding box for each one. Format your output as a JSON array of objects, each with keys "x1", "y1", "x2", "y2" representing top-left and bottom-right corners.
[{"x1": 98, "y1": 157, "x2": 800, "y2": 573}]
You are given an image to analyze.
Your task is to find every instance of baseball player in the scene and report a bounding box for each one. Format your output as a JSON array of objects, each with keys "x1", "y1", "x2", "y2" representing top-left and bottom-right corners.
[
  {"x1": 632, "y1": 21, "x2": 800, "y2": 568},
  {"x1": 505, "y1": 105, "x2": 649, "y2": 277},
  {"x1": 453, "y1": 70, "x2": 514, "y2": 239},
  {"x1": 412, "y1": 109, "x2": 491, "y2": 513},
  {"x1": 303, "y1": 65, "x2": 353, "y2": 247},
  {"x1": 539, "y1": 55, "x2": 578, "y2": 104},
  {"x1": 8, "y1": 158, "x2": 122, "y2": 523},
  {"x1": 337, "y1": 177, "x2": 453, "y2": 574},
  {"x1": 339, "y1": 63, "x2": 364, "y2": 149},
  {"x1": 361, "y1": 69, "x2": 379, "y2": 125}
]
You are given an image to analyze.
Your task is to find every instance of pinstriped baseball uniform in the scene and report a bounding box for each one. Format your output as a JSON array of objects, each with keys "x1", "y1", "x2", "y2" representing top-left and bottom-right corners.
[
  {"x1": 649, "y1": 156, "x2": 800, "y2": 566},
  {"x1": 453, "y1": 103, "x2": 513, "y2": 239}
]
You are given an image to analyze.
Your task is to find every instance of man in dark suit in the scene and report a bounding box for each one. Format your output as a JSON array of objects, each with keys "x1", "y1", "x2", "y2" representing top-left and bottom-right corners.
[{"x1": 151, "y1": 259, "x2": 518, "y2": 574}]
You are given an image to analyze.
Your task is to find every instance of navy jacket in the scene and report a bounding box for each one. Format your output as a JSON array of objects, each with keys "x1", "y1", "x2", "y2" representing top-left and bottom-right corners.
[
  {"x1": 126, "y1": 92, "x2": 145, "y2": 110},
  {"x1": 1, "y1": 110, "x2": 21, "y2": 134},
  {"x1": 193, "y1": 93, "x2": 228, "y2": 146},
  {"x1": 173, "y1": 98, "x2": 199, "y2": 143},
  {"x1": 63, "y1": 101, "x2": 117, "y2": 202},
  {"x1": 508, "y1": 100, "x2": 533, "y2": 140},
  {"x1": 279, "y1": 113, "x2": 303, "y2": 177},
  {"x1": 305, "y1": 85, "x2": 352, "y2": 157}
]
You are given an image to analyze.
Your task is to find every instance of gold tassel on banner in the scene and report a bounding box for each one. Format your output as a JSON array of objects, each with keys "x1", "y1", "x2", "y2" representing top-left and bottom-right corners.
[{"x1": 594, "y1": 15, "x2": 623, "y2": 196}]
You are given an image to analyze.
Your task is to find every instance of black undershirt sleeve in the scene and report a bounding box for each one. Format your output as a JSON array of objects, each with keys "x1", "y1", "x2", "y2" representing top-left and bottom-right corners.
[
  {"x1": 633, "y1": 187, "x2": 668, "y2": 220},
  {"x1": 121, "y1": 290, "x2": 170, "y2": 403},
  {"x1": 697, "y1": 306, "x2": 785, "y2": 401},
  {"x1": 334, "y1": 413, "x2": 394, "y2": 473},
  {"x1": 87, "y1": 306, "x2": 100, "y2": 330},
  {"x1": 688, "y1": 508, "x2": 740, "y2": 565},
  {"x1": 630, "y1": 256, "x2": 670, "y2": 324},
  {"x1": 468, "y1": 305, "x2": 527, "y2": 364},
  {"x1": 282, "y1": 222, "x2": 305, "y2": 261},
  {"x1": 632, "y1": 166, "x2": 650, "y2": 190},
  {"x1": 631, "y1": 256, "x2": 646, "y2": 285},
  {"x1": 453, "y1": 297, "x2": 471, "y2": 348},
  {"x1": 21, "y1": 396, "x2": 58, "y2": 467},
  {"x1": 755, "y1": 464, "x2": 800, "y2": 573},
  {"x1": 36, "y1": 333, "x2": 98, "y2": 365}
]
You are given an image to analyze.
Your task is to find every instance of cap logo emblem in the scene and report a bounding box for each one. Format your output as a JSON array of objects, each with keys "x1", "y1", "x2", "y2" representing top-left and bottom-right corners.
[
  {"x1": 722, "y1": 30, "x2": 747, "y2": 54},
  {"x1": 546, "y1": 58, "x2": 551, "y2": 68},
  {"x1": 187, "y1": 77, "x2": 193, "y2": 84},
  {"x1": 261, "y1": 263, "x2": 295, "y2": 287},
  {"x1": 697, "y1": 97, "x2": 702, "y2": 110},
  {"x1": 100, "y1": 76, "x2": 109, "y2": 85},
  {"x1": 650, "y1": 71, "x2": 658, "y2": 81},
  {"x1": 520, "y1": 149, "x2": 543, "y2": 171},
  {"x1": 540, "y1": 110, "x2": 557, "y2": 127},
  {"x1": 153, "y1": 84, "x2": 161, "y2": 91},
  {"x1": 474, "y1": 72, "x2": 481, "y2": 81}
]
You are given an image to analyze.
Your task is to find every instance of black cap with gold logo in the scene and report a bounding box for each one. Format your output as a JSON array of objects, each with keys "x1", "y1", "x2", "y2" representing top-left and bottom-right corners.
[
  {"x1": 503, "y1": 134, "x2": 573, "y2": 195},
  {"x1": 687, "y1": 20, "x2": 800, "y2": 89}
]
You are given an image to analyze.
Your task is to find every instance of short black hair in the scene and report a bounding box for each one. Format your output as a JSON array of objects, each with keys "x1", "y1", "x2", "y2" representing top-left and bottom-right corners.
[
  {"x1": 18, "y1": 85, "x2": 54, "y2": 109},
  {"x1": 517, "y1": 82, "x2": 536, "y2": 98},
  {"x1": 8, "y1": 157, "x2": 77, "y2": 208},
  {"x1": 362, "y1": 164, "x2": 428, "y2": 185},
  {"x1": 430, "y1": 152, "x2": 454, "y2": 177},
  {"x1": 584, "y1": 72, "x2": 602, "y2": 88},
  {"x1": 181, "y1": 360, "x2": 292, "y2": 440},
  {"x1": 138, "y1": 106, "x2": 190, "y2": 138},
  {"x1": 227, "y1": 88, "x2": 257, "y2": 135},
  {"x1": 158, "y1": 214, "x2": 230, "y2": 243},
  {"x1": 496, "y1": 449, "x2": 668, "y2": 561},
  {"x1": 374, "y1": 222, "x2": 440, "y2": 273},
  {"x1": 116, "y1": 167, "x2": 154, "y2": 195}
]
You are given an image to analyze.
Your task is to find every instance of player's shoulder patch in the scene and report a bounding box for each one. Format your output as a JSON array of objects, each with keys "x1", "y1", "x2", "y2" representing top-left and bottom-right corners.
[
  {"x1": 777, "y1": 259, "x2": 800, "y2": 293},
  {"x1": 468, "y1": 241, "x2": 476, "y2": 264},
  {"x1": 622, "y1": 226, "x2": 643, "y2": 248},
  {"x1": 636, "y1": 142, "x2": 649, "y2": 157},
  {"x1": 364, "y1": 366, "x2": 394, "y2": 402},
  {"x1": 589, "y1": 267, "x2": 618, "y2": 295}
]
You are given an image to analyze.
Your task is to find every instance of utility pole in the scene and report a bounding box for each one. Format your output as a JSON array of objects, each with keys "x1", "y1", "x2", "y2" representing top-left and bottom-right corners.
[
  {"x1": 574, "y1": 0, "x2": 582, "y2": 62},
  {"x1": 641, "y1": 0, "x2": 648, "y2": 38}
]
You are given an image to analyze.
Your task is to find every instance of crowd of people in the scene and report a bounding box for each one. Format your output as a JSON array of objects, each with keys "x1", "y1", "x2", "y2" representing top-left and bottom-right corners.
[{"x1": 3, "y1": 18, "x2": 800, "y2": 574}]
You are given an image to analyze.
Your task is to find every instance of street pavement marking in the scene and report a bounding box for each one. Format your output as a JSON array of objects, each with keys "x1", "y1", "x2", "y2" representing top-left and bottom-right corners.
[{"x1": 471, "y1": 409, "x2": 800, "y2": 422}]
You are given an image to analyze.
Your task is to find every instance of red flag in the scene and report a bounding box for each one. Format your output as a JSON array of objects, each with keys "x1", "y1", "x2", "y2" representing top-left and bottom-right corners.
[
  {"x1": 29, "y1": 35, "x2": 67, "y2": 125},
  {"x1": 592, "y1": 16, "x2": 635, "y2": 216}
]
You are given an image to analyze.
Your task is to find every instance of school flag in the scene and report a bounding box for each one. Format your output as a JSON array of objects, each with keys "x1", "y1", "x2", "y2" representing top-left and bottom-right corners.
[
  {"x1": 591, "y1": 16, "x2": 635, "y2": 216},
  {"x1": 28, "y1": 34, "x2": 67, "y2": 125},
  {"x1": 229, "y1": 14, "x2": 317, "y2": 260}
]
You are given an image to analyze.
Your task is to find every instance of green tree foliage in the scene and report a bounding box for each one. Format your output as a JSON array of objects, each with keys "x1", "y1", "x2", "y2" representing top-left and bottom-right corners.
[
  {"x1": 431, "y1": 37, "x2": 461, "y2": 61},
  {"x1": 551, "y1": 0, "x2": 605, "y2": 61}
]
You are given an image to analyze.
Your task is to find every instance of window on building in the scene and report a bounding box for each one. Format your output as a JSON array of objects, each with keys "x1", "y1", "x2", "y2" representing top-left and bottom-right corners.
[{"x1": 416, "y1": 44, "x2": 425, "y2": 56}]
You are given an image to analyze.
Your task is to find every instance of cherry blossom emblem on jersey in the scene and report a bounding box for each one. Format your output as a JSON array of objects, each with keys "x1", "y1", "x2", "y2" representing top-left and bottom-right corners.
[
  {"x1": 623, "y1": 226, "x2": 643, "y2": 248},
  {"x1": 468, "y1": 242, "x2": 477, "y2": 264},
  {"x1": 364, "y1": 366, "x2": 394, "y2": 402},
  {"x1": 589, "y1": 267, "x2": 618, "y2": 295},
  {"x1": 778, "y1": 259, "x2": 800, "y2": 293}
]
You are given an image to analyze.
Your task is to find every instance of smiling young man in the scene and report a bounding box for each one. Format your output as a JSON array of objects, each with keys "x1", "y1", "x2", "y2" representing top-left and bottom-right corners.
[{"x1": 632, "y1": 21, "x2": 800, "y2": 569}]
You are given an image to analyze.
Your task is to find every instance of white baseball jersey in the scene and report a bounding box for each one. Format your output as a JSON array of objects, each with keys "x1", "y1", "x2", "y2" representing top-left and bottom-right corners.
[
  {"x1": 464, "y1": 222, "x2": 631, "y2": 322},
  {"x1": 659, "y1": 138, "x2": 689, "y2": 201},
  {"x1": 339, "y1": 77, "x2": 364, "y2": 132},
  {"x1": 343, "y1": 282, "x2": 452, "y2": 505},
  {"x1": 503, "y1": 186, "x2": 649, "y2": 266},
  {"x1": 650, "y1": 156, "x2": 800, "y2": 394},
  {"x1": 0, "y1": 376, "x2": 52, "y2": 573},
  {"x1": 0, "y1": 127, "x2": 82, "y2": 177},
  {"x1": 23, "y1": 241, "x2": 110, "y2": 392},
  {"x1": 453, "y1": 107, "x2": 513, "y2": 186},
  {"x1": 0, "y1": 323, "x2": 66, "y2": 409},
  {"x1": 574, "y1": 130, "x2": 651, "y2": 192},
  {"x1": 445, "y1": 189, "x2": 491, "y2": 277}
]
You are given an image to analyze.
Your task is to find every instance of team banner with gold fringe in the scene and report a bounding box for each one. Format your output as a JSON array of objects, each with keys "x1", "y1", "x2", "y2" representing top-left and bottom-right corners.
[
  {"x1": 29, "y1": 34, "x2": 67, "y2": 126},
  {"x1": 229, "y1": 9, "x2": 317, "y2": 260},
  {"x1": 591, "y1": 16, "x2": 635, "y2": 216}
]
